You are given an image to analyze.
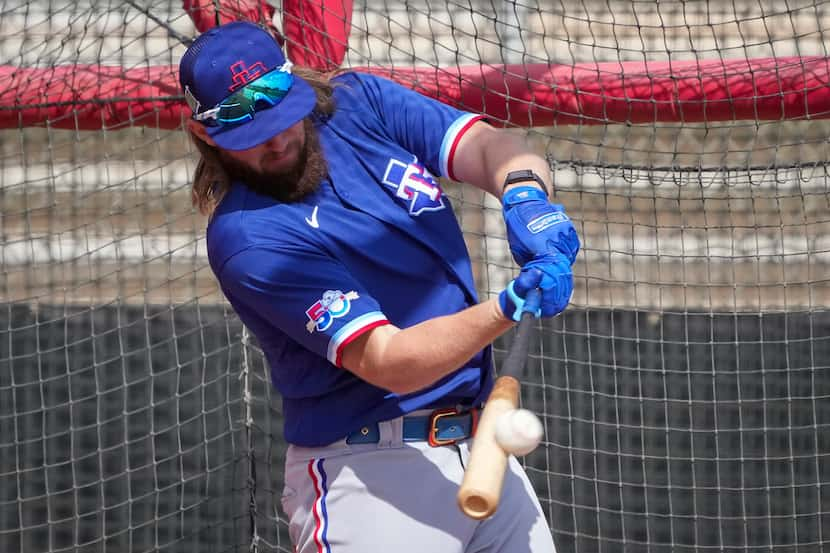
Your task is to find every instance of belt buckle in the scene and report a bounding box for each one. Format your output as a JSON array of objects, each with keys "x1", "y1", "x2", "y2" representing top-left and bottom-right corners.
[{"x1": 427, "y1": 407, "x2": 479, "y2": 447}]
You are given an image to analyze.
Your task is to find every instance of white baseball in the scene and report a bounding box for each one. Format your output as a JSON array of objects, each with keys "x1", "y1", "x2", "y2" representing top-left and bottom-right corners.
[{"x1": 494, "y1": 408, "x2": 544, "y2": 456}]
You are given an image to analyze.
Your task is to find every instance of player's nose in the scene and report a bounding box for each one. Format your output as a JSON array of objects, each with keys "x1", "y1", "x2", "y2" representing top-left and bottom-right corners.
[{"x1": 262, "y1": 131, "x2": 290, "y2": 154}]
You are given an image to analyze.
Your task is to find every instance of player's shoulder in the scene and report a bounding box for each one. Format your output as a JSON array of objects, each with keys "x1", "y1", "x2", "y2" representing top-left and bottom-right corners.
[
  {"x1": 331, "y1": 71, "x2": 406, "y2": 104},
  {"x1": 331, "y1": 70, "x2": 394, "y2": 88}
]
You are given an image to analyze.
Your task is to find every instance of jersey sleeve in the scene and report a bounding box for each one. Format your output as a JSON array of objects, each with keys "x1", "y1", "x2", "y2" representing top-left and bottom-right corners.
[
  {"x1": 217, "y1": 243, "x2": 390, "y2": 367},
  {"x1": 345, "y1": 73, "x2": 484, "y2": 180}
]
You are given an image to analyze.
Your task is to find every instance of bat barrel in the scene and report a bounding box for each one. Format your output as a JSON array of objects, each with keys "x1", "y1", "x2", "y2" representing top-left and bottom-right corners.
[{"x1": 457, "y1": 375, "x2": 520, "y2": 519}]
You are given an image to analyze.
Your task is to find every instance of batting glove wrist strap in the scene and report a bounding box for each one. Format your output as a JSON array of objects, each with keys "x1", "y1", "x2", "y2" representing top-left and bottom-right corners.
[{"x1": 502, "y1": 185, "x2": 548, "y2": 210}]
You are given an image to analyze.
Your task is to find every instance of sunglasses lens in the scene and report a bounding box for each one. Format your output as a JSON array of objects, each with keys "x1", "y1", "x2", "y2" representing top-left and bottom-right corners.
[
  {"x1": 250, "y1": 70, "x2": 294, "y2": 95},
  {"x1": 214, "y1": 70, "x2": 294, "y2": 125},
  {"x1": 215, "y1": 102, "x2": 254, "y2": 124},
  {"x1": 192, "y1": 68, "x2": 295, "y2": 127}
]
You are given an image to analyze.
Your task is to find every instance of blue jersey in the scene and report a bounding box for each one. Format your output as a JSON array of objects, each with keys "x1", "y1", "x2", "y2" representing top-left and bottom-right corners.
[{"x1": 207, "y1": 72, "x2": 492, "y2": 446}]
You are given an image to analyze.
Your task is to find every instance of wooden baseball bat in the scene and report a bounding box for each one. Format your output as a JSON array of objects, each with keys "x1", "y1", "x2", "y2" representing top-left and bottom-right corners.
[{"x1": 457, "y1": 288, "x2": 541, "y2": 519}]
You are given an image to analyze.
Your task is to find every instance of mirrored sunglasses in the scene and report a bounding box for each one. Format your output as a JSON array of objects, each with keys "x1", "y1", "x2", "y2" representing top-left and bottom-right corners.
[{"x1": 187, "y1": 62, "x2": 294, "y2": 127}]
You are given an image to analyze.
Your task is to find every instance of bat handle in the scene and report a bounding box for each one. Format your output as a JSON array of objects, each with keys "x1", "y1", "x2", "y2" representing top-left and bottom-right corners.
[{"x1": 521, "y1": 287, "x2": 542, "y2": 318}]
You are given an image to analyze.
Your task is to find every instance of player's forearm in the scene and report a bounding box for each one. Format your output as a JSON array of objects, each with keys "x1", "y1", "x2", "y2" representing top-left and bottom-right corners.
[
  {"x1": 486, "y1": 139, "x2": 551, "y2": 199},
  {"x1": 452, "y1": 122, "x2": 551, "y2": 198},
  {"x1": 343, "y1": 299, "x2": 514, "y2": 394}
]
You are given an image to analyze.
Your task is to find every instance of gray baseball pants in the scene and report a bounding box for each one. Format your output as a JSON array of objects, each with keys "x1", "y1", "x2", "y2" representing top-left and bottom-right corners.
[{"x1": 281, "y1": 414, "x2": 557, "y2": 552}]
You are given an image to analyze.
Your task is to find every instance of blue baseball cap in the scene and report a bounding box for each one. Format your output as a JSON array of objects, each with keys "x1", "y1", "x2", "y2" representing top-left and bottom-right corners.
[{"x1": 179, "y1": 21, "x2": 316, "y2": 151}]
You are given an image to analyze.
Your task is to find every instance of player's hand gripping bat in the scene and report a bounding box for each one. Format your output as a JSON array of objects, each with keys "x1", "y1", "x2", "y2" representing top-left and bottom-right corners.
[{"x1": 457, "y1": 288, "x2": 542, "y2": 519}]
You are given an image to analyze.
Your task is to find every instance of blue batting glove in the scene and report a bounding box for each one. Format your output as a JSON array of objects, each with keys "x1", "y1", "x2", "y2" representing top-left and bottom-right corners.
[
  {"x1": 503, "y1": 186, "x2": 580, "y2": 267},
  {"x1": 499, "y1": 254, "x2": 574, "y2": 321}
]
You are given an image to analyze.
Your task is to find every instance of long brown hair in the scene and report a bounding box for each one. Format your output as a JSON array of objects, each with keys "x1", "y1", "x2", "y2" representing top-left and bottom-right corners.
[{"x1": 188, "y1": 67, "x2": 337, "y2": 218}]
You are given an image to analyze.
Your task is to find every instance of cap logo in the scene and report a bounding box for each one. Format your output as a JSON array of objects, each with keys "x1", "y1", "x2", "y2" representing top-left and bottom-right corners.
[{"x1": 228, "y1": 60, "x2": 268, "y2": 92}]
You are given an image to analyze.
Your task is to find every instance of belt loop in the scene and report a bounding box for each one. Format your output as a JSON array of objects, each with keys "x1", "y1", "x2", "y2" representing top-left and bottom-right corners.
[{"x1": 377, "y1": 417, "x2": 401, "y2": 449}]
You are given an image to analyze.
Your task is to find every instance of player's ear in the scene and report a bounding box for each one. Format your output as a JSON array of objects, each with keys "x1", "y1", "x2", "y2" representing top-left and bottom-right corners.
[{"x1": 186, "y1": 119, "x2": 217, "y2": 147}]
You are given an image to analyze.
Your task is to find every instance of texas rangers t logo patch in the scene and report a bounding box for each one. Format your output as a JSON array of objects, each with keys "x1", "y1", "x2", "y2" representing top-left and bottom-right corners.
[
  {"x1": 306, "y1": 290, "x2": 359, "y2": 333},
  {"x1": 382, "y1": 158, "x2": 445, "y2": 216}
]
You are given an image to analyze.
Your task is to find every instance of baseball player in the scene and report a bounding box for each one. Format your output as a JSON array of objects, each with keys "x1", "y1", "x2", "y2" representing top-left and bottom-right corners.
[{"x1": 180, "y1": 21, "x2": 580, "y2": 553}]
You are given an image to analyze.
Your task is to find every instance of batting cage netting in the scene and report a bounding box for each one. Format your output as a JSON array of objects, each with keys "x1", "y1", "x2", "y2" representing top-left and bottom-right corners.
[{"x1": 2, "y1": 1, "x2": 829, "y2": 552}]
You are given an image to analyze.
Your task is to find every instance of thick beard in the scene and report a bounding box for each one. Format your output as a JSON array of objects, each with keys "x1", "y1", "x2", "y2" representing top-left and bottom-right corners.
[{"x1": 219, "y1": 118, "x2": 327, "y2": 203}]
